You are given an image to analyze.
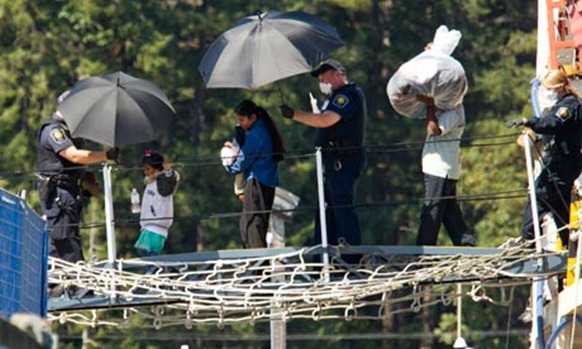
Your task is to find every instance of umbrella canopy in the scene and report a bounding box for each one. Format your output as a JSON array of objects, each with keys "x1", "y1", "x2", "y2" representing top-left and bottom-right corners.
[
  {"x1": 57, "y1": 71, "x2": 176, "y2": 147},
  {"x1": 198, "y1": 10, "x2": 343, "y2": 90}
]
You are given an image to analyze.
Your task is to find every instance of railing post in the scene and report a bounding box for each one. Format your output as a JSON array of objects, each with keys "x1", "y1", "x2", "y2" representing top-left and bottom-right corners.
[
  {"x1": 103, "y1": 163, "x2": 116, "y2": 264},
  {"x1": 315, "y1": 147, "x2": 330, "y2": 282},
  {"x1": 523, "y1": 133, "x2": 546, "y2": 348}
]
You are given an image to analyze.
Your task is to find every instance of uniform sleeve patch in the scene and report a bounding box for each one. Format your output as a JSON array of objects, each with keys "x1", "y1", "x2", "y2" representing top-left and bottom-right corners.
[
  {"x1": 555, "y1": 107, "x2": 569, "y2": 119},
  {"x1": 332, "y1": 94, "x2": 349, "y2": 108},
  {"x1": 50, "y1": 128, "x2": 68, "y2": 144}
]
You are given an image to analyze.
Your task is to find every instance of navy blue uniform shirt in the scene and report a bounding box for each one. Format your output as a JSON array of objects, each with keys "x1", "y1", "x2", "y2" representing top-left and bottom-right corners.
[
  {"x1": 315, "y1": 82, "x2": 367, "y2": 152},
  {"x1": 37, "y1": 115, "x2": 85, "y2": 178},
  {"x1": 524, "y1": 93, "x2": 582, "y2": 163}
]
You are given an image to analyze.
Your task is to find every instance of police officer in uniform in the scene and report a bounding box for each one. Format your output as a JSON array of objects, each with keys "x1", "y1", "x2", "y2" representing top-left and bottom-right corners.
[
  {"x1": 36, "y1": 91, "x2": 118, "y2": 264},
  {"x1": 506, "y1": 69, "x2": 582, "y2": 246},
  {"x1": 280, "y1": 59, "x2": 367, "y2": 248}
]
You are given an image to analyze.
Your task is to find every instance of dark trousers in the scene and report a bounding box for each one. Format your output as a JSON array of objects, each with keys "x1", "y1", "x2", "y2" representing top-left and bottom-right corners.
[
  {"x1": 314, "y1": 153, "x2": 365, "y2": 247},
  {"x1": 49, "y1": 236, "x2": 84, "y2": 263},
  {"x1": 521, "y1": 163, "x2": 581, "y2": 246},
  {"x1": 240, "y1": 178, "x2": 275, "y2": 249},
  {"x1": 417, "y1": 174, "x2": 475, "y2": 246},
  {"x1": 40, "y1": 184, "x2": 84, "y2": 263}
]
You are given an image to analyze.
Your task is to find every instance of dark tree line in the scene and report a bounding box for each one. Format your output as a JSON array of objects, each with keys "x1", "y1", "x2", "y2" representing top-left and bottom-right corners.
[{"x1": 0, "y1": 1, "x2": 538, "y2": 348}]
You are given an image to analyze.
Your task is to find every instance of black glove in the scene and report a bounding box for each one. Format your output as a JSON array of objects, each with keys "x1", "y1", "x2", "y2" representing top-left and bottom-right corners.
[
  {"x1": 279, "y1": 104, "x2": 294, "y2": 119},
  {"x1": 505, "y1": 118, "x2": 525, "y2": 128},
  {"x1": 106, "y1": 147, "x2": 119, "y2": 162}
]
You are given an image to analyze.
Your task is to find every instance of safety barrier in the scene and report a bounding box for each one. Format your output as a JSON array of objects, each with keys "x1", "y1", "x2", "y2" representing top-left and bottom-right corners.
[{"x1": 0, "y1": 188, "x2": 47, "y2": 318}]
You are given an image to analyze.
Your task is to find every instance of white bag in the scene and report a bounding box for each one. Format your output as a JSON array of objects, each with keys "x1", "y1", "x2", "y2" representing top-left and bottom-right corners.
[
  {"x1": 220, "y1": 146, "x2": 236, "y2": 167},
  {"x1": 386, "y1": 26, "x2": 468, "y2": 119}
]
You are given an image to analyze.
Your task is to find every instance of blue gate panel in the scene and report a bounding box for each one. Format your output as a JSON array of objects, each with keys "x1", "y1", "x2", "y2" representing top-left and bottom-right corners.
[{"x1": 0, "y1": 189, "x2": 47, "y2": 318}]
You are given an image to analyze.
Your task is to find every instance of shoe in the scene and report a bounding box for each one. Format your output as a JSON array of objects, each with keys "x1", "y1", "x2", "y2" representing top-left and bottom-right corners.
[
  {"x1": 461, "y1": 235, "x2": 476, "y2": 247},
  {"x1": 76, "y1": 288, "x2": 94, "y2": 298},
  {"x1": 48, "y1": 285, "x2": 65, "y2": 298},
  {"x1": 130, "y1": 286, "x2": 149, "y2": 295},
  {"x1": 519, "y1": 305, "x2": 532, "y2": 323},
  {"x1": 66, "y1": 286, "x2": 93, "y2": 299}
]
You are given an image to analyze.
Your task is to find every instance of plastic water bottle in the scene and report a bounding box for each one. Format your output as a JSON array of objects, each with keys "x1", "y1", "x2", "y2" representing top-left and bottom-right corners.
[{"x1": 131, "y1": 188, "x2": 141, "y2": 213}]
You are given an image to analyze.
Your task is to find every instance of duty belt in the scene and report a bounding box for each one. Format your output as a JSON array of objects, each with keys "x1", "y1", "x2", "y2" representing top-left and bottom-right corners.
[
  {"x1": 37, "y1": 174, "x2": 81, "y2": 190},
  {"x1": 323, "y1": 140, "x2": 361, "y2": 155}
]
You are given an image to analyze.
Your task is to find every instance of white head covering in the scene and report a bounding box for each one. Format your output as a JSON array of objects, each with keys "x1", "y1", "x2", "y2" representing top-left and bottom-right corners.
[{"x1": 431, "y1": 25, "x2": 462, "y2": 56}]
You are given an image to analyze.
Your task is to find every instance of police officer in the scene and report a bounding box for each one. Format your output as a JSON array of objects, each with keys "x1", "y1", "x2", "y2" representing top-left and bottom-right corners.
[
  {"x1": 506, "y1": 69, "x2": 582, "y2": 246},
  {"x1": 280, "y1": 59, "x2": 367, "y2": 248},
  {"x1": 36, "y1": 91, "x2": 118, "y2": 264}
]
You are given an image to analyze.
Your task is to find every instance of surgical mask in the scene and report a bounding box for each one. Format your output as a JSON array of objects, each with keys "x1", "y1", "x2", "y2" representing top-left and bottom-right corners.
[
  {"x1": 542, "y1": 89, "x2": 559, "y2": 104},
  {"x1": 319, "y1": 82, "x2": 332, "y2": 95}
]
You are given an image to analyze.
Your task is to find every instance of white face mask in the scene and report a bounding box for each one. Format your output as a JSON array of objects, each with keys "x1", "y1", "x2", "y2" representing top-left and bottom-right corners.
[
  {"x1": 319, "y1": 82, "x2": 332, "y2": 95},
  {"x1": 542, "y1": 88, "x2": 559, "y2": 104}
]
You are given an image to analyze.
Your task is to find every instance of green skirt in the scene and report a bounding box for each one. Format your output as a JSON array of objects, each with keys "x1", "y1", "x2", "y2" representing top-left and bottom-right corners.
[{"x1": 134, "y1": 229, "x2": 166, "y2": 256}]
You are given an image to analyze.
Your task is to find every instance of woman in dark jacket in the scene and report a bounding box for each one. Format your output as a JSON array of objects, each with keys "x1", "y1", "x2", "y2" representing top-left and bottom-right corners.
[{"x1": 223, "y1": 100, "x2": 285, "y2": 248}]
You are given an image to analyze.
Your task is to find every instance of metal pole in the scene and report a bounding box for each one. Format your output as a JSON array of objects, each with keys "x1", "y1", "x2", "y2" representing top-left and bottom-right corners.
[
  {"x1": 457, "y1": 283, "x2": 462, "y2": 338},
  {"x1": 523, "y1": 134, "x2": 545, "y2": 348},
  {"x1": 103, "y1": 163, "x2": 118, "y2": 299},
  {"x1": 453, "y1": 284, "x2": 467, "y2": 348},
  {"x1": 315, "y1": 148, "x2": 330, "y2": 282},
  {"x1": 523, "y1": 134, "x2": 542, "y2": 252},
  {"x1": 103, "y1": 163, "x2": 116, "y2": 263},
  {"x1": 269, "y1": 212, "x2": 286, "y2": 349},
  {"x1": 270, "y1": 313, "x2": 286, "y2": 349}
]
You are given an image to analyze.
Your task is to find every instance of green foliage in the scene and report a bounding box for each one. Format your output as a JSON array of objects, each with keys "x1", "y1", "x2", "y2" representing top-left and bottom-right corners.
[{"x1": 0, "y1": 0, "x2": 546, "y2": 347}]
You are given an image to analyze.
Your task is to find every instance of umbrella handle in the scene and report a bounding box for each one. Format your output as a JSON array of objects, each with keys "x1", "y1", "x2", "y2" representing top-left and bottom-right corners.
[{"x1": 276, "y1": 81, "x2": 285, "y2": 105}]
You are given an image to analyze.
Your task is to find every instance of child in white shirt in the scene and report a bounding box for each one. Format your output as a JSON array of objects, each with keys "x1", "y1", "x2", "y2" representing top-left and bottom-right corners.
[{"x1": 134, "y1": 150, "x2": 180, "y2": 257}]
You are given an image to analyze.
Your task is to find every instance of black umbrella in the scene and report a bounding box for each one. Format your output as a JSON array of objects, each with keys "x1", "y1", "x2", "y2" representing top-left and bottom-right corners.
[
  {"x1": 57, "y1": 71, "x2": 176, "y2": 147},
  {"x1": 198, "y1": 10, "x2": 343, "y2": 90}
]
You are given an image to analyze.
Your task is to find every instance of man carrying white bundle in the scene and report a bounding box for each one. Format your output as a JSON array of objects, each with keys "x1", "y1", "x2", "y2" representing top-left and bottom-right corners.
[
  {"x1": 387, "y1": 25, "x2": 468, "y2": 119},
  {"x1": 389, "y1": 26, "x2": 475, "y2": 247}
]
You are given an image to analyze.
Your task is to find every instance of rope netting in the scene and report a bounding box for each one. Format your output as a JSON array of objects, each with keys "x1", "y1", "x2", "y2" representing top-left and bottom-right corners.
[
  {"x1": 47, "y1": 242, "x2": 565, "y2": 328},
  {"x1": 37, "y1": 133, "x2": 568, "y2": 328}
]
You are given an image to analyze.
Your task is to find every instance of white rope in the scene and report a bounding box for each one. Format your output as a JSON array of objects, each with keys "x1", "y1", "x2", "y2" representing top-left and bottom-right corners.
[{"x1": 47, "y1": 246, "x2": 564, "y2": 327}]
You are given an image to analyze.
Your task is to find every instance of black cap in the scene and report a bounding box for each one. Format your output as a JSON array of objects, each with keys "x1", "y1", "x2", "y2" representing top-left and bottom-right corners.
[
  {"x1": 310, "y1": 59, "x2": 346, "y2": 77},
  {"x1": 141, "y1": 149, "x2": 164, "y2": 170}
]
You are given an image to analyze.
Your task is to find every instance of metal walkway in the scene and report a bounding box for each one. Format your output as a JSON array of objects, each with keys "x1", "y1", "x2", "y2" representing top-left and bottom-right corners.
[{"x1": 48, "y1": 245, "x2": 567, "y2": 314}]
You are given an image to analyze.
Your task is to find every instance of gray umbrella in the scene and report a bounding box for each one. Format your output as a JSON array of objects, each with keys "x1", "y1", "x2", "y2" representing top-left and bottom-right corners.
[
  {"x1": 198, "y1": 10, "x2": 343, "y2": 90},
  {"x1": 57, "y1": 71, "x2": 175, "y2": 147}
]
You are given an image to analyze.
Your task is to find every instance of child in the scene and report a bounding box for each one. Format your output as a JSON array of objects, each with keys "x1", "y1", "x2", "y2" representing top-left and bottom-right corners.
[{"x1": 134, "y1": 149, "x2": 180, "y2": 257}]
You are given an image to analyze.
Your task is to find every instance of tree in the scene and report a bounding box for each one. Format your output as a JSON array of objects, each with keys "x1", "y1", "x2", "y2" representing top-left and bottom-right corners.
[{"x1": 0, "y1": 0, "x2": 543, "y2": 347}]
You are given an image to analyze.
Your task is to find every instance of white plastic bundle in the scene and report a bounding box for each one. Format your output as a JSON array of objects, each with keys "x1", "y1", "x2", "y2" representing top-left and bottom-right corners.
[
  {"x1": 387, "y1": 25, "x2": 468, "y2": 119},
  {"x1": 220, "y1": 146, "x2": 236, "y2": 166}
]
